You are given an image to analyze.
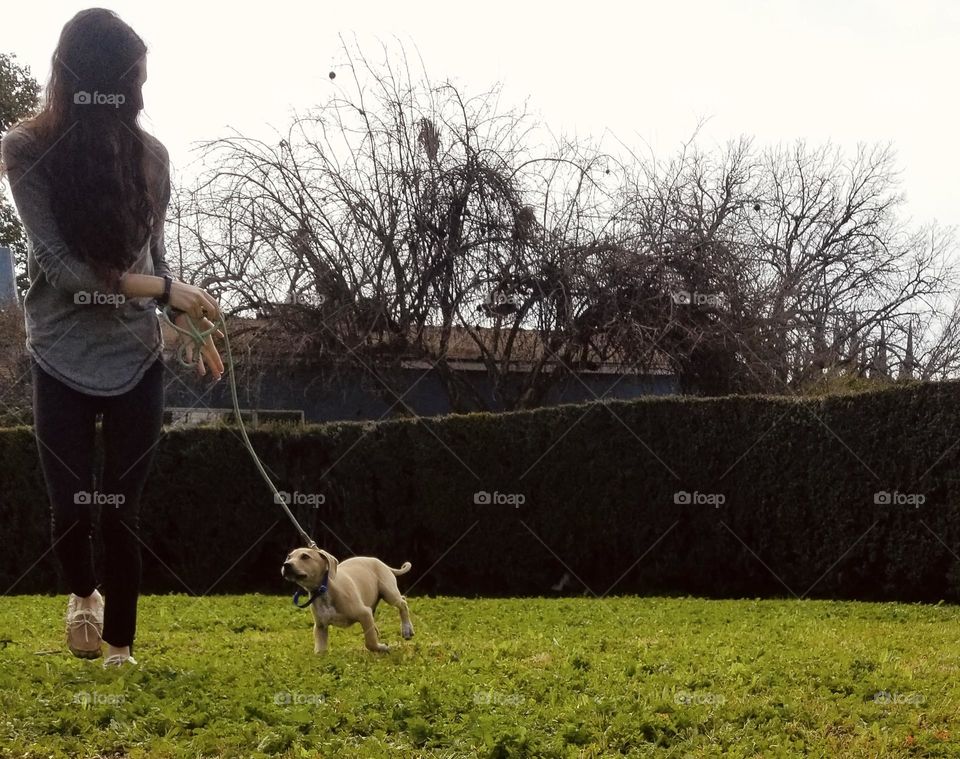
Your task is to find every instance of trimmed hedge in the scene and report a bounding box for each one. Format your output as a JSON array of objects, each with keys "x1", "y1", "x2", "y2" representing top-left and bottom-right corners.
[{"x1": 3, "y1": 381, "x2": 960, "y2": 600}]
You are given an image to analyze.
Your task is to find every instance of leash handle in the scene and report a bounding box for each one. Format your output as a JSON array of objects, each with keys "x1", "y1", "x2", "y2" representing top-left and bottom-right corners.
[
  {"x1": 161, "y1": 305, "x2": 318, "y2": 548},
  {"x1": 160, "y1": 307, "x2": 222, "y2": 368}
]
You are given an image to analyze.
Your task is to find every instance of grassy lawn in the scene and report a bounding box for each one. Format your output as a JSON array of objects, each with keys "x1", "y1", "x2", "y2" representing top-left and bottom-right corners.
[{"x1": 1, "y1": 595, "x2": 958, "y2": 757}]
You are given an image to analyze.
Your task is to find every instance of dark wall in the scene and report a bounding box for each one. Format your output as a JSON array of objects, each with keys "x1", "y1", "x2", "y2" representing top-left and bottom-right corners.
[{"x1": 163, "y1": 358, "x2": 679, "y2": 422}]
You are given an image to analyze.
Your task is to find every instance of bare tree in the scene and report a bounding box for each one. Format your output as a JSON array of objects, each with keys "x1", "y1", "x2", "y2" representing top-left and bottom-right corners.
[
  {"x1": 613, "y1": 137, "x2": 957, "y2": 394},
  {"x1": 173, "y1": 41, "x2": 617, "y2": 413}
]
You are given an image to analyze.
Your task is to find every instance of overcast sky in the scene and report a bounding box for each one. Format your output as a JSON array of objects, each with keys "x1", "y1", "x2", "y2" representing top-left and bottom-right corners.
[{"x1": 4, "y1": 0, "x2": 959, "y2": 229}]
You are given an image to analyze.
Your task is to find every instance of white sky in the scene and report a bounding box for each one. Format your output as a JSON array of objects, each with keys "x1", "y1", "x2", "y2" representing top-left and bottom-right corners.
[{"x1": 4, "y1": 0, "x2": 959, "y2": 228}]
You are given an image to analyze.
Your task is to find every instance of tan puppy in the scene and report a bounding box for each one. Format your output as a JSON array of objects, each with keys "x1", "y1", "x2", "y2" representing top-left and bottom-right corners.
[{"x1": 281, "y1": 547, "x2": 414, "y2": 653}]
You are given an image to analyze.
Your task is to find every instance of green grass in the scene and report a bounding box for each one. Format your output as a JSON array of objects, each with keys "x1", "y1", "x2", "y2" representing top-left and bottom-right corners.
[{"x1": 1, "y1": 596, "x2": 958, "y2": 758}]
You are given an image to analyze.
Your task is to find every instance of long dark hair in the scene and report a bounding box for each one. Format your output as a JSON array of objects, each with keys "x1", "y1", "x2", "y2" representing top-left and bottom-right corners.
[{"x1": 22, "y1": 8, "x2": 159, "y2": 291}]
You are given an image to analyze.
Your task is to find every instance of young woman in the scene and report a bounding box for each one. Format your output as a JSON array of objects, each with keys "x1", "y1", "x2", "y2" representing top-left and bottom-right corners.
[{"x1": 1, "y1": 8, "x2": 224, "y2": 667}]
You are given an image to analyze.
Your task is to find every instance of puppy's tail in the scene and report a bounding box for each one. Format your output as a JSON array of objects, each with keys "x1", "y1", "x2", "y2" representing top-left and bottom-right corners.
[{"x1": 390, "y1": 561, "x2": 412, "y2": 576}]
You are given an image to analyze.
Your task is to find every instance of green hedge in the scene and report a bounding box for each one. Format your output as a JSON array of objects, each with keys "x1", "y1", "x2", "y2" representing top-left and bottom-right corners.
[{"x1": 3, "y1": 381, "x2": 960, "y2": 600}]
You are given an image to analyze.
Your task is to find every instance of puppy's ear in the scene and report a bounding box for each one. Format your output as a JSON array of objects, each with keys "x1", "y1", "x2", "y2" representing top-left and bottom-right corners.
[{"x1": 318, "y1": 549, "x2": 339, "y2": 581}]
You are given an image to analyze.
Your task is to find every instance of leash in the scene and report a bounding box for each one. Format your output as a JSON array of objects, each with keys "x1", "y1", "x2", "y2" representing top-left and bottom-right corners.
[{"x1": 161, "y1": 305, "x2": 319, "y2": 553}]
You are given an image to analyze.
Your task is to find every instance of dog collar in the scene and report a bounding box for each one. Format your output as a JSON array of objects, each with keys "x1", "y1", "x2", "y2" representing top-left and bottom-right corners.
[{"x1": 293, "y1": 570, "x2": 329, "y2": 608}]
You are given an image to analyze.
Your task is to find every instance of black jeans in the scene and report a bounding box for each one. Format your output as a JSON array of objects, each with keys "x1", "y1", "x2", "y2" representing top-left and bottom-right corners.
[{"x1": 31, "y1": 355, "x2": 164, "y2": 649}]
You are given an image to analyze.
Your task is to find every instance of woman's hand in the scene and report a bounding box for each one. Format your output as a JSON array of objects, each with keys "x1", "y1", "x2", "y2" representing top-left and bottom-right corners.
[
  {"x1": 167, "y1": 280, "x2": 223, "y2": 380},
  {"x1": 169, "y1": 281, "x2": 220, "y2": 323},
  {"x1": 173, "y1": 312, "x2": 225, "y2": 382}
]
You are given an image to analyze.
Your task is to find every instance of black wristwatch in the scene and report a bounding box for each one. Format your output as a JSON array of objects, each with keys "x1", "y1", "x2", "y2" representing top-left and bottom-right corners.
[{"x1": 158, "y1": 274, "x2": 173, "y2": 306}]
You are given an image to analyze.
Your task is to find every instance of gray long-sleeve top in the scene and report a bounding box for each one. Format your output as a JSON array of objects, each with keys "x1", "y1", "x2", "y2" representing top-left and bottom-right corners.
[{"x1": 1, "y1": 124, "x2": 175, "y2": 396}]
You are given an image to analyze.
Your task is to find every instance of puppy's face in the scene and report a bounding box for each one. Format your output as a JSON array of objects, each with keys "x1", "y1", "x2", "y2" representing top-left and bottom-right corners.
[{"x1": 281, "y1": 547, "x2": 333, "y2": 588}]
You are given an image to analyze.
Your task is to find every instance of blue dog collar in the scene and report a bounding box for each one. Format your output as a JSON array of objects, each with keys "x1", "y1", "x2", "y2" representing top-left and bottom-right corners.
[{"x1": 293, "y1": 570, "x2": 329, "y2": 608}]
